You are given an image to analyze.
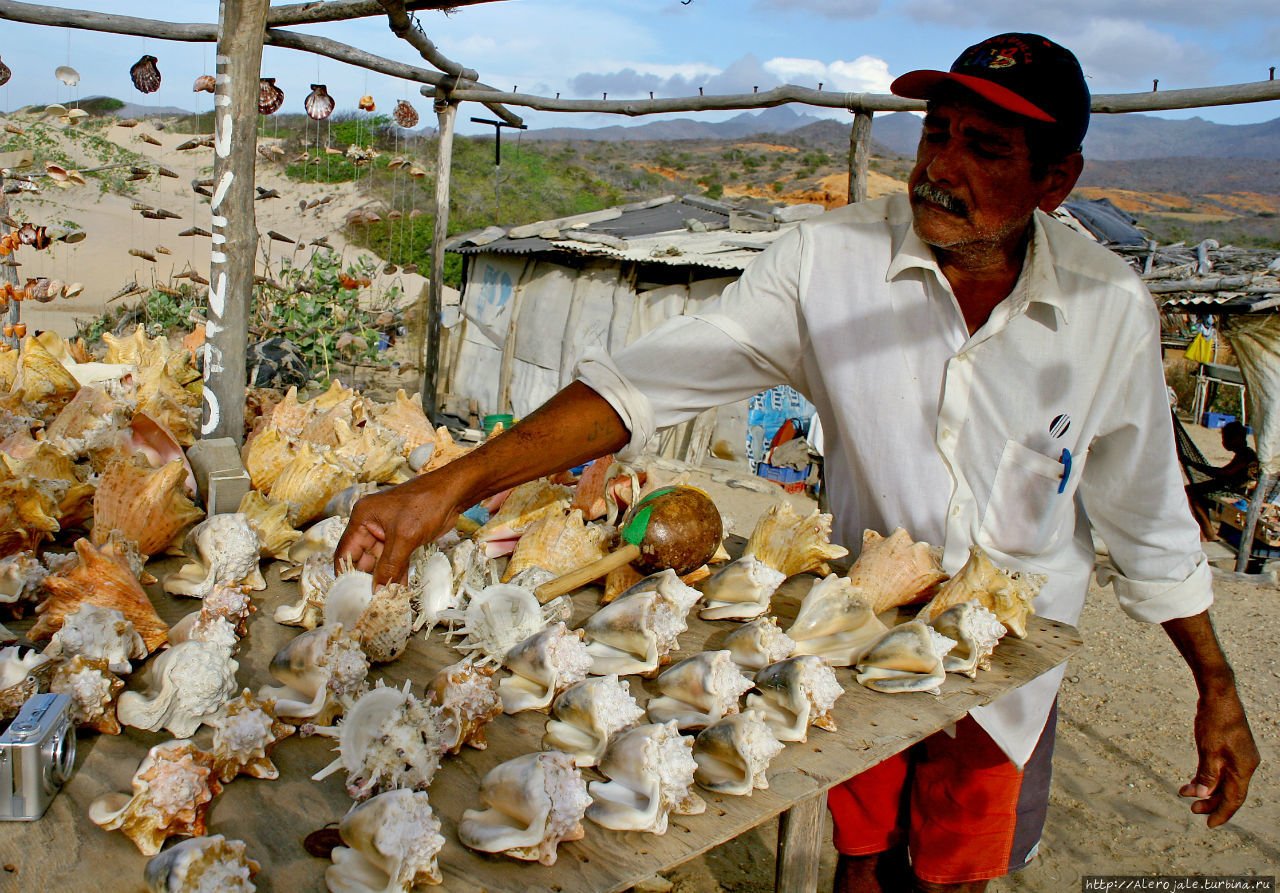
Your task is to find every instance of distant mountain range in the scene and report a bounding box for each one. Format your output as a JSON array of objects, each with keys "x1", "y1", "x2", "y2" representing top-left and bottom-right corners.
[{"x1": 525, "y1": 106, "x2": 1280, "y2": 162}]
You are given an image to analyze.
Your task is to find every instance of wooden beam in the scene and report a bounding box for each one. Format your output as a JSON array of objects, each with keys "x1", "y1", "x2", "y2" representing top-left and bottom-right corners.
[
  {"x1": 1235, "y1": 471, "x2": 1274, "y2": 572},
  {"x1": 846, "y1": 110, "x2": 873, "y2": 204},
  {"x1": 421, "y1": 98, "x2": 458, "y2": 419},
  {"x1": 377, "y1": 0, "x2": 478, "y2": 83},
  {"x1": 202, "y1": 0, "x2": 271, "y2": 445},
  {"x1": 775, "y1": 793, "x2": 825, "y2": 893},
  {"x1": 267, "y1": 0, "x2": 500, "y2": 27},
  {"x1": 1092, "y1": 81, "x2": 1280, "y2": 113},
  {"x1": 0, "y1": 183, "x2": 21, "y2": 348}
]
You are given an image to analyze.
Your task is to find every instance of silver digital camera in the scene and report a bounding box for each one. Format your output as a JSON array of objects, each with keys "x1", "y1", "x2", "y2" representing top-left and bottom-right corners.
[{"x1": 0, "y1": 692, "x2": 76, "y2": 820}]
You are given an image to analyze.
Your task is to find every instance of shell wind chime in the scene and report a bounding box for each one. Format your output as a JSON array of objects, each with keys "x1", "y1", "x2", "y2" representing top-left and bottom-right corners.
[
  {"x1": 305, "y1": 84, "x2": 335, "y2": 120},
  {"x1": 0, "y1": 56, "x2": 11, "y2": 87},
  {"x1": 393, "y1": 100, "x2": 418, "y2": 129},
  {"x1": 258, "y1": 78, "x2": 284, "y2": 115},
  {"x1": 130, "y1": 55, "x2": 161, "y2": 94}
]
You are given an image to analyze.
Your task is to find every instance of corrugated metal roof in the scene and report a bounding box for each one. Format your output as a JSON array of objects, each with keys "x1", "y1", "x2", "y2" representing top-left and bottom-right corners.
[{"x1": 1161, "y1": 293, "x2": 1280, "y2": 314}]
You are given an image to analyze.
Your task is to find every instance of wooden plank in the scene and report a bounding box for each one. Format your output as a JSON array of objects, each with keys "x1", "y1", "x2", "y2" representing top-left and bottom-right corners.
[
  {"x1": 1, "y1": 559, "x2": 1080, "y2": 893},
  {"x1": 846, "y1": 111, "x2": 873, "y2": 205},
  {"x1": 775, "y1": 793, "x2": 826, "y2": 893}
]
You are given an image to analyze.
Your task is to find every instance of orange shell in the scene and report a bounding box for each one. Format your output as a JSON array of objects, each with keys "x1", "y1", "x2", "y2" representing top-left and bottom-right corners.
[
  {"x1": 0, "y1": 462, "x2": 61, "y2": 558},
  {"x1": 91, "y1": 458, "x2": 204, "y2": 560}
]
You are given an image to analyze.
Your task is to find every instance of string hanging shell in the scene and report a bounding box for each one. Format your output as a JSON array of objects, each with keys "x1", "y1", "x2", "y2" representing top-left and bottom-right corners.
[
  {"x1": 392, "y1": 100, "x2": 419, "y2": 128},
  {"x1": 692, "y1": 710, "x2": 785, "y2": 796},
  {"x1": 327, "y1": 790, "x2": 444, "y2": 892},
  {"x1": 305, "y1": 84, "x2": 335, "y2": 121},
  {"x1": 192, "y1": 74, "x2": 216, "y2": 94},
  {"x1": 258, "y1": 77, "x2": 284, "y2": 115},
  {"x1": 746, "y1": 655, "x2": 844, "y2": 742},
  {"x1": 586, "y1": 721, "x2": 705, "y2": 834},
  {"x1": 130, "y1": 55, "x2": 162, "y2": 94},
  {"x1": 542, "y1": 674, "x2": 644, "y2": 768},
  {"x1": 144, "y1": 835, "x2": 260, "y2": 893}
]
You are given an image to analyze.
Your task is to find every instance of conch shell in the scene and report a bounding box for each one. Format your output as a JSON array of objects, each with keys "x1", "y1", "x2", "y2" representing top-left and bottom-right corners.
[
  {"x1": 698, "y1": 555, "x2": 786, "y2": 621},
  {"x1": 426, "y1": 658, "x2": 502, "y2": 754},
  {"x1": 43, "y1": 603, "x2": 147, "y2": 674},
  {"x1": 746, "y1": 655, "x2": 844, "y2": 742},
  {"x1": 327, "y1": 790, "x2": 444, "y2": 892},
  {"x1": 582, "y1": 579, "x2": 694, "y2": 677},
  {"x1": 169, "y1": 582, "x2": 255, "y2": 650},
  {"x1": 144, "y1": 835, "x2": 260, "y2": 893},
  {"x1": 0, "y1": 458, "x2": 61, "y2": 557},
  {"x1": 724, "y1": 616, "x2": 796, "y2": 671},
  {"x1": 846, "y1": 528, "x2": 949, "y2": 613},
  {"x1": 89, "y1": 740, "x2": 222, "y2": 856},
  {"x1": 92, "y1": 458, "x2": 204, "y2": 559},
  {"x1": 929, "y1": 601, "x2": 1007, "y2": 678},
  {"x1": 13, "y1": 336, "x2": 80, "y2": 417},
  {"x1": 692, "y1": 710, "x2": 785, "y2": 796},
  {"x1": 1, "y1": 645, "x2": 53, "y2": 721},
  {"x1": 645, "y1": 650, "x2": 754, "y2": 731},
  {"x1": 31, "y1": 537, "x2": 169, "y2": 653},
  {"x1": 854, "y1": 620, "x2": 957, "y2": 694},
  {"x1": 243, "y1": 426, "x2": 296, "y2": 494},
  {"x1": 208, "y1": 690, "x2": 296, "y2": 783},
  {"x1": 498, "y1": 622, "x2": 593, "y2": 714},
  {"x1": 458, "y1": 751, "x2": 591, "y2": 866},
  {"x1": 118, "y1": 640, "x2": 240, "y2": 737},
  {"x1": 786, "y1": 574, "x2": 888, "y2": 667},
  {"x1": 49, "y1": 654, "x2": 125, "y2": 734},
  {"x1": 745, "y1": 503, "x2": 848, "y2": 578},
  {"x1": 259, "y1": 624, "x2": 369, "y2": 723},
  {"x1": 236, "y1": 490, "x2": 301, "y2": 560},
  {"x1": 368, "y1": 390, "x2": 435, "y2": 456},
  {"x1": 543, "y1": 674, "x2": 644, "y2": 767},
  {"x1": 501, "y1": 508, "x2": 607, "y2": 583},
  {"x1": 270, "y1": 442, "x2": 358, "y2": 526},
  {"x1": 163, "y1": 513, "x2": 266, "y2": 598},
  {"x1": 473, "y1": 479, "x2": 572, "y2": 554},
  {"x1": 916, "y1": 545, "x2": 1043, "y2": 638},
  {"x1": 586, "y1": 721, "x2": 705, "y2": 834}
]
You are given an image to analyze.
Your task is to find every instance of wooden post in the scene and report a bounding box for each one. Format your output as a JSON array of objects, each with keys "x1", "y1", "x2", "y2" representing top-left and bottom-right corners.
[
  {"x1": 1235, "y1": 470, "x2": 1275, "y2": 572},
  {"x1": 0, "y1": 183, "x2": 20, "y2": 347},
  {"x1": 420, "y1": 98, "x2": 457, "y2": 419},
  {"x1": 846, "y1": 110, "x2": 873, "y2": 204},
  {"x1": 775, "y1": 792, "x2": 825, "y2": 892},
  {"x1": 202, "y1": 0, "x2": 269, "y2": 445}
]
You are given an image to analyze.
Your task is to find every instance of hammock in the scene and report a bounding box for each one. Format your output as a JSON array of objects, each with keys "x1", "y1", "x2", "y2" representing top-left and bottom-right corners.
[{"x1": 1171, "y1": 409, "x2": 1213, "y2": 485}]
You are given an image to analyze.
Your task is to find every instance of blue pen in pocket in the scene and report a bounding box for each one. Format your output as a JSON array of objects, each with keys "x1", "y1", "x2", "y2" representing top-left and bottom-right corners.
[{"x1": 1057, "y1": 448, "x2": 1072, "y2": 494}]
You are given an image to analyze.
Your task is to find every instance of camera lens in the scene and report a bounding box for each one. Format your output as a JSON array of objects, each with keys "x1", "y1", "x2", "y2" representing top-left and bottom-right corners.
[{"x1": 46, "y1": 724, "x2": 76, "y2": 786}]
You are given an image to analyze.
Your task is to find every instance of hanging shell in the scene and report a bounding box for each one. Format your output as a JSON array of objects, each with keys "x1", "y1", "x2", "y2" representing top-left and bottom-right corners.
[
  {"x1": 458, "y1": 751, "x2": 591, "y2": 866},
  {"x1": 0, "y1": 57, "x2": 10, "y2": 87},
  {"x1": 259, "y1": 624, "x2": 369, "y2": 723},
  {"x1": 746, "y1": 655, "x2": 844, "y2": 742},
  {"x1": 501, "y1": 508, "x2": 608, "y2": 583},
  {"x1": 31, "y1": 537, "x2": 169, "y2": 653},
  {"x1": 55, "y1": 65, "x2": 80, "y2": 86},
  {"x1": 392, "y1": 100, "x2": 419, "y2": 128},
  {"x1": 163, "y1": 513, "x2": 266, "y2": 599},
  {"x1": 258, "y1": 78, "x2": 284, "y2": 115},
  {"x1": 118, "y1": 640, "x2": 240, "y2": 737},
  {"x1": 305, "y1": 84, "x2": 335, "y2": 121},
  {"x1": 586, "y1": 721, "x2": 705, "y2": 834},
  {"x1": 43, "y1": 603, "x2": 147, "y2": 674},
  {"x1": 310, "y1": 681, "x2": 445, "y2": 801},
  {"x1": 426, "y1": 658, "x2": 502, "y2": 754},
  {"x1": 854, "y1": 620, "x2": 957, "y2": 694},
  {"x1": 92, "y1": 459, "x2": 204, "y2": 560},
  {"x1": 208, "y1": 690, "x2": 296, "y2": 783},
  {"x1": 786, "y1": 573, "x2": 888, "y2": 667},
  {"x1": 498, "y1": 623, "x2": 593, "y2": 714},
  {"x1": 358, "y1": 94, "x2": 376, "y2": 112},
  {"x1": 192, "y1": 74, "x2": 217, "y2": 94},
  {"x1": 144, "y1": 835, "x2": 260, "y2": 893},
  {"x1": 327, "y1": 790, "x2": 444, "y2": 892},
  {"x1": 543, "y1": 674, "x2": 644, "y2": 768},
  {"x1": 49, "y1": 655, "x2": 125, "y2": 734},
  {"x1": 1, "y1": 645, "x2": 53, "y2": 721},
  {"x1": 89, "y1": 740, "x2": 222, "y2": 856},
  {"x1": 929, "y1": 601, "x2": 1007, "y2": 678},
  {"x1": 692, "y1": 710, "x2": 785, "y2": 796},
  {"x1": 582, "y1": 582, "x2": 693, "y2": 677},
  {"x1": 646, "y1": 650, "x2": 754, "y2": 731},
  {"x1": 237, "y1": 490, "x2": 301, "y2": 560},
  {"x1": 698, "y1": 555, "x2": 786, "y2": 621},
  {"x1": 846, "y1": 528, "x2": 950, "y2": 614},
  {"x1": 724, "y1": 616, "x2": 796, "y2": 671},
  {"x1": 745, "y1": 503, "x2": 848, "y2": 578},
  {"x1": 130, "y1": 55, "x2": 162, "y2": 94},
  {"x1": 916, "y1": 545, "x2": 1043, "y2": 638}
]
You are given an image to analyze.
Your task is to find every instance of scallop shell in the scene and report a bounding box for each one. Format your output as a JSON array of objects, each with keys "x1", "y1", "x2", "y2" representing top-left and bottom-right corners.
[
  {"x1": 258, "y1": 78, "x2": 284, "y2": 115},
  {"x1": 270, "y1": 443, "x2": 358, "y2": 526},
  {"x1": 698, "y1": 555, "x2": 786, "y2": 621},
  {"x1": 498, "y1": 623, "x2": 593, "y2": 714},
  {"x1": 43, "y1": 603, "x2": 147, "y2": 674},
  {"x1": 502, "y1": 508, "x2": 607, "y2": 583},
  {"x1": 745, "y1": 655, "x2": 844, "y2": 742},
  {"x1": 358, "y1": 94, "x2": 376, "y2": 112},
  {"x1": 586, "y1": 721, "x2": 705, "y2": 834},
  {"x1": 310, "y1": 681, "x2": 445, "y2": 801},
  {"x1": 89, "y1": 740, "x2": 222, "y2": 856},
  {"x1": 745, "y1": 502, "x2": 848, "y2": 578},
  {"x1": 237, "y1": 490, "x2": 301, "y2": 560},
  {"x1": 144, "y1": 835, "x2": 260, "y2": 893},
  {"x1": 458, "y1": 751, "x2": 591, "y2": 866},
  {"x1": 854, "y1": 620, "x2": 957, "y2": 695},
  {"x1": 49, "y1": 654, "x2": 125, "y2": 734},
  {"x1": 327, "y1": 790, "x2": 444, "y2": 892},
  {"x1": 916, "y1": 544, "x2": 1043, "y2": 638},
  {"x1": 55, "y1": 65, "x2": 81, "y2": 86},
  {"x1": 208, "y1": 690, "x2": 295, "y2": 783},
  {"x1": 392, "y1": 100, "x2": 419, "y2": 128},
  {"x1": 929, "y1": 601, "x2": 1007, "y2": 678},
  {"x1": 259, "y1": 624, "x2": 369, "y2": 723},
  {"x1": 786, "y1": 573, "x2": 888, "y2": 667},
  {"x1": 846, "y1": 528, "x2": 950, "y2": 613},
  {"x1": 92, "y1": 458, "x2": 204, "y2": 559},
  {"x1": 427, "y1": 658, "x2": 502, "y2": 754},
  {"x1": 305, "y1": 84, "x2": 335, "y2": 121},
  {"x1": 130, "y1": 55, "x2": 162, "y2": 94},
  {"x1": 117, "y1": 640, "x2": 240, "y2": 737},
  {"x1": 724, "y1": 616, "x2": 796, "y2": 671},
  {"x1": 192, "y1": 74, "x2": 216, "y2": 94},
  {"x1": 31, "y1": 537, "x2": 169, "y2": 652},
  {"x1": 645, "y1": 649, "x2": 754, "y2": 731},
  {"x1": 692, "y1": 710, "x2": 784, "y2": 796}
]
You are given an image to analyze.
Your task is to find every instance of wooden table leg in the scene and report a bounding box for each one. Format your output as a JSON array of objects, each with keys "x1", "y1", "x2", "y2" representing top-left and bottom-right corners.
[{"x1": 775, "y1": 791, "x2": 826, "y2": 893}]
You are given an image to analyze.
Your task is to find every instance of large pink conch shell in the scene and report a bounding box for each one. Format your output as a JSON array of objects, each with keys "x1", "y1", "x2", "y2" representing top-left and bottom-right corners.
[
  {"x1": 130, "y1": 55, "x2": 161, "y2": 94},
  {"x1": 393, "y1": 100, "x2": 419, "y2": 129},
  {"x1": 258, "y1": 78, "x2": 284, "y2": 115},
  {"x1": 193, "y1": 74, "x2": 216, "y2": 94},
  {"x1": 305, "y1": 84, "x2": 335, "y2": 121}
]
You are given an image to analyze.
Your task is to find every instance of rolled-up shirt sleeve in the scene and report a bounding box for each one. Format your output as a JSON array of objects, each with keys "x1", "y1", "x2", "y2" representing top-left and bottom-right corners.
[
  {"x1": 575, "y1": 226, "x2": 810, "y2": 461},
  {"x1": 1080, "y1": 287, "x2": 1214, "y2": 624}
]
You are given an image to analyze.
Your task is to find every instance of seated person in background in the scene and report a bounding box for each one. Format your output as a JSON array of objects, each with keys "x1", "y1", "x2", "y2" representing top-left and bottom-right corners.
[{"x1": 1186, "y1": 421, "x2": 1258, "y2": 538}]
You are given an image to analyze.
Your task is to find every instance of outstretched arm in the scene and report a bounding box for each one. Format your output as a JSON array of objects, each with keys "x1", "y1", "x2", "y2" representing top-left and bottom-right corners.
[
  {"x1": 335, "y1": 381, "x2": 630, "y2": 585},
  {"x1": 1162, "y1": 611, "x2": 1260, "y2": 827}
]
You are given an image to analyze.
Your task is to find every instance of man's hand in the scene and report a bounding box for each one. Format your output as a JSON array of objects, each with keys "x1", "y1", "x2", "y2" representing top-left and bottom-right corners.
[
  {"x1": 335, "y1": 477, "x2": 462, "y2": 585},
  {"x1": 1179, "y1": 677, "x2": 1260, "y2": 828}
]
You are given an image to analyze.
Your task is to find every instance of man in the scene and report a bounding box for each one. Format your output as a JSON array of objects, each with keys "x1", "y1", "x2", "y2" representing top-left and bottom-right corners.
[
  {"x1": 1185, "y1": 420, "x2": 1258, "y2": 539},
  {"x1": 338, "y1": 33, "x2": 1258, "y2": 892}
]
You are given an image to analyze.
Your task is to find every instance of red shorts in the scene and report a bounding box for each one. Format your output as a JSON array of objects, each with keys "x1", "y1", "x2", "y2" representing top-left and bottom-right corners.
[{"x1": 827, "y1": 704, "x2": 1057, "y2": 885}]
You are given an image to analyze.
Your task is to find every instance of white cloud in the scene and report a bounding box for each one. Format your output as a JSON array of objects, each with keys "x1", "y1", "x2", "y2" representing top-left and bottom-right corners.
[
  {"x1": 754, "y1": 0, "x2": 880, "y2": 19},
  {"x1": 764, "y1": 55, "x2": 895, "y2": 93}
]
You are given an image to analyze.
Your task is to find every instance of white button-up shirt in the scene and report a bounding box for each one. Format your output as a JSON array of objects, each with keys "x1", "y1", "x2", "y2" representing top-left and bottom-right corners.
[{"x1": 577, "y1": 193, "x2": 1211, "y2": 766}]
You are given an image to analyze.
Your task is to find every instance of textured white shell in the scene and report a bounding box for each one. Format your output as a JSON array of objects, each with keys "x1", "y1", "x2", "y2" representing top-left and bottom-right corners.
[
  {"x1": 543, "y1": 674, "x2": 645, "y2": 767},
  {"x1": 407, "y1": 545, "x2": 455, "y2": 633},
  {"x1": 854, "y1": 620, "x2": 957, "y2": 694},
  {"x1": 645, "y1": 650, "x2": 754, "y2": 730},
  {"x1": 43, "y1": 603, "x2": 147, "y2": 674},
  {"x1": 327, "y1": 789, "x2": 444, "y2": 892},
  {"x1": 118, "y1": 641, "x2": 240, "y2": 737},
  {"x1": 162, "y1": 514, "x2": 266, "y2": 599},
  {"x1": 586, "y1": 721, "x2": 705, "y2": 834},
  {"x1": 698, "y1": 555, "x2": 786, "y2": 621},
  {"x1": 582, "y1": 587, "x2": 689, "y2": 677},
  {"x1": 724, "y1": 616, "x2": 796, "y2": 671},
  {"x1": 499, "y1": 623, "x2": 593, "y2": 714},
  {"x1": 786, "y1": 574, "x2": 888, "y2": 667},
  {"x1": 259, "y1": 624, "x2": 369, "y2": 722},
  {"x1": 693, "y1": 710, "x2": 785, "y2": 796},
  {"x1": 746, "y1": 655, "x2": 844, "y2": 742},
  {"x1": 930, "y1": 601, "x2": 1007, "y2": 678},
  {"x1": 144, "y1": 835, "x2": 259, "y2": 892}
]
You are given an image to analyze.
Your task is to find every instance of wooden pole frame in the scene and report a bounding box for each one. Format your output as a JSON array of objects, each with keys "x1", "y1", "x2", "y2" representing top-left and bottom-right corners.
[
  {"x1": 846, "y1": 110, "x2": 874, "y2": 204},
  {"x1": 421, "y1": 98, "x2": 458, "y2": 419}
]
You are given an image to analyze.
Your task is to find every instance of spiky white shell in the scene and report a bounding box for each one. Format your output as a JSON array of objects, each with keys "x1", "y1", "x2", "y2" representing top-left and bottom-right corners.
[
  {"x1": 930, "y1": 600, "x2": 1007, "y2": 677},
  {"x1": 43, "y1": 603, "x2": 147, "y2": 674},
  {"x1": 698, "y1": 555, "x2": 786, "y2": 621},
  {"x1": 118, "y1": 641, "x2": 240, "y2": 737},
  {"x1": 444, "y1": 583, "x2": 558, "y2": 666},
  {"x1": 406, "y1": 545, "x2": 455, "y2": 633},
  {"x1": 586, "y1": 721, "x2": 706, "y2": 834},
  {"x1": 327, "y1": 789, "x2": 444, "y2": 892},
  {"x1": 162, "y1": 514, "x2": 266, "y2": 599},
  {"x1": 427, "y1": 658, "x2": 502, "y2": 754},
  {"x1": 746, "y1": 655, "x2": 844, "y2": 742}
]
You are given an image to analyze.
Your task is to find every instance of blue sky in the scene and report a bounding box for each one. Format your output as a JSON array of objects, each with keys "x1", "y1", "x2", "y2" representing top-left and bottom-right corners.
[{"x1": 3, "y1": 0, "x2": 1277, "y2": 133}]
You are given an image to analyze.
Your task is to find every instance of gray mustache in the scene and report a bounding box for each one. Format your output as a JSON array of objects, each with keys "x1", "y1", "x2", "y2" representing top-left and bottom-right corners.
[{"x1": 913, "y1": 182, "x2": 967, "y2": 215}]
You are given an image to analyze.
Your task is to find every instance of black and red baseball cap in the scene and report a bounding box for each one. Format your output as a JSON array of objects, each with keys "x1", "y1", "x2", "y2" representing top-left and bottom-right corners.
[{"x1": 891, "y1": 33, "x2": 1091, "y2": 150}]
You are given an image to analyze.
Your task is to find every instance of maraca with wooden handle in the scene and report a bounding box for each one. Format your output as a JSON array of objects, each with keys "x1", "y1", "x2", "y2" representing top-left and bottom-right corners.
[{"x1": 534, "y1": 485, "x2": 722, "y2": 603}]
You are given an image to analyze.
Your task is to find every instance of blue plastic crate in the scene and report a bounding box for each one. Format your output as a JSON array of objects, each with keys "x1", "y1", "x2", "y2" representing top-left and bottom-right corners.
[
  {"x1": 1202, "y1": 412, "x2": 1236, "y2": 429},
  {"x1": 756, "y1": 462, "x2": 809, "y2": 484}
]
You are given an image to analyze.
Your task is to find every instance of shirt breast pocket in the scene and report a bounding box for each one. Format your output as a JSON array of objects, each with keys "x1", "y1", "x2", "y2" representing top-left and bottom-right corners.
[{"x1": 978, "y1": 440, "x2": 1071, "y2": 558}]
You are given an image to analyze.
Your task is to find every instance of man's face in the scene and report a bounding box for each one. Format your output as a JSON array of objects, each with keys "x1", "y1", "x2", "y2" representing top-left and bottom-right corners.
[{"x1": 908, "y1": 94, "x2": 1076, "y2": 260}]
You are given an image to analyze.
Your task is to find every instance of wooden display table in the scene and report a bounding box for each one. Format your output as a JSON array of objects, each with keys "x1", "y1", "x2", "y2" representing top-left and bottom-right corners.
[{"x1": 2, "y1": 557, "x2": 1080, "y2": 893}]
